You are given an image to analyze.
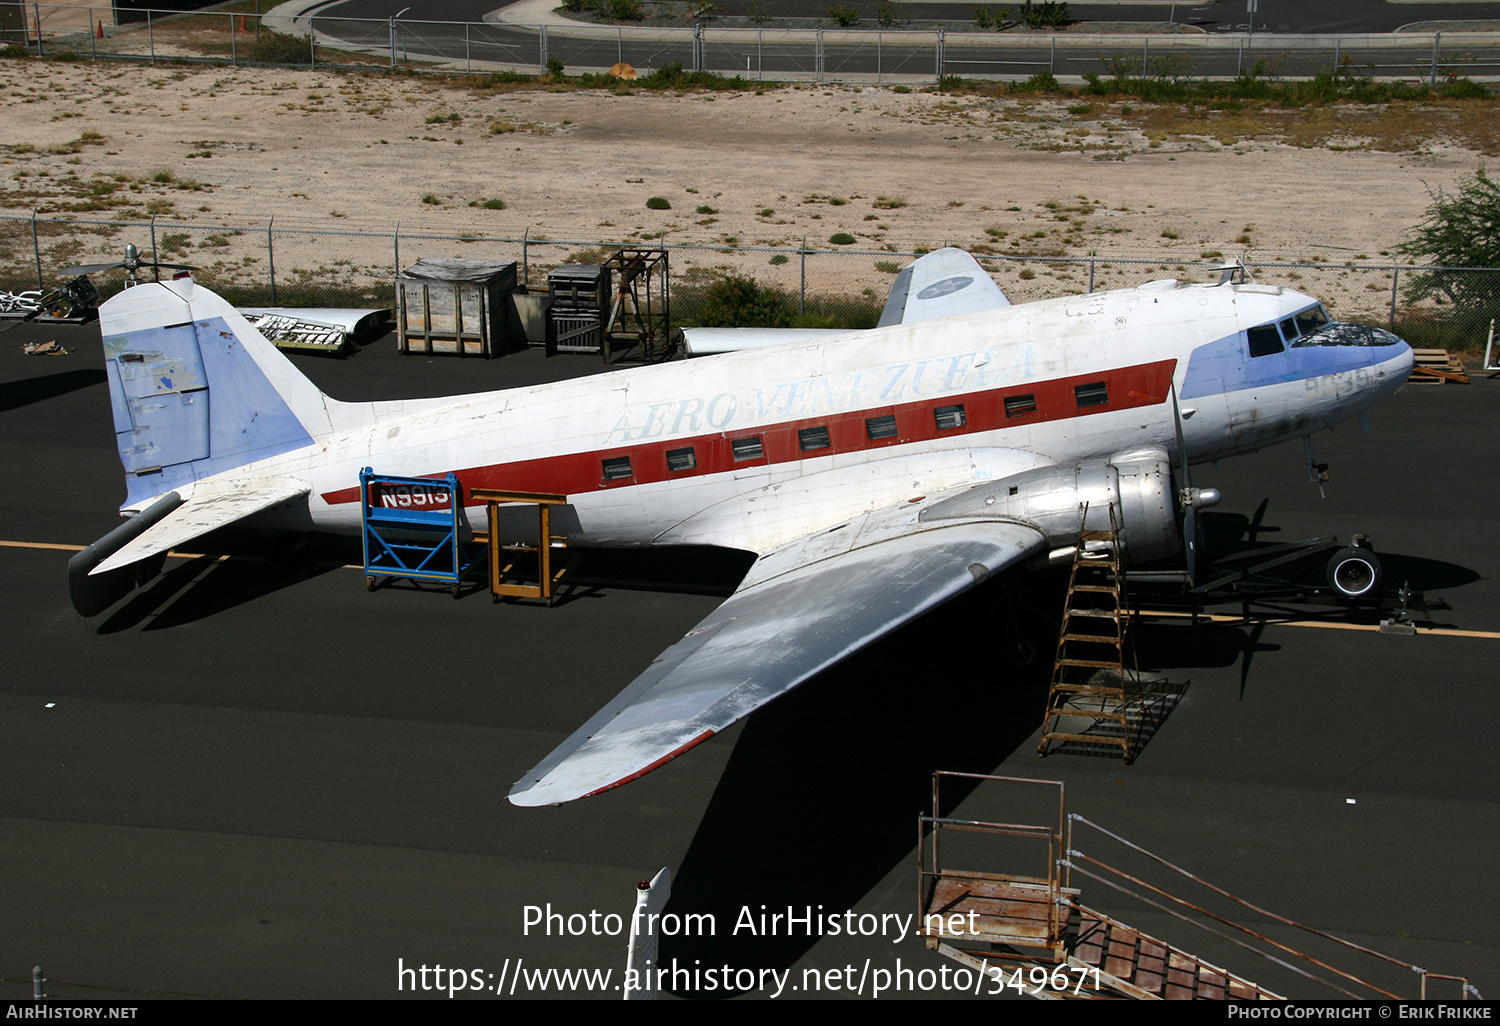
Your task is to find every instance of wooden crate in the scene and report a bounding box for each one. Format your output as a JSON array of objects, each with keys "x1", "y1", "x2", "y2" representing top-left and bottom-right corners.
[{"x1": 396, "y1": 258, "x2": 516, "y2": 358}]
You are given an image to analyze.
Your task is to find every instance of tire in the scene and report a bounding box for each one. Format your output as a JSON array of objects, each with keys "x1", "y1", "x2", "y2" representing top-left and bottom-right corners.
[{"x1": 1326, "y1": 547, "x2": 1382, "y2": 599}]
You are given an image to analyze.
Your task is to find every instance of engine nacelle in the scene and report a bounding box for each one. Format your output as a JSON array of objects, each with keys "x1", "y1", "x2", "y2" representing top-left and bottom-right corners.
[{"x1": 920, "y1": 448, "x2": 1181, "y2": 564}]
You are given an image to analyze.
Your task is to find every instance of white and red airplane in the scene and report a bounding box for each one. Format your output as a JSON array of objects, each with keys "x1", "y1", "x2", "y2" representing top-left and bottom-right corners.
[{"x1": 70, "y1": 249, "x2": 1413, "y2": 806}]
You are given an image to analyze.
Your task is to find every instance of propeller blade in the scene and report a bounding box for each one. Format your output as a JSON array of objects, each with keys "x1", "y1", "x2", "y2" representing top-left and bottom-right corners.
[
  {"x1": 59, "y1": 262, "x2": 125, "y2": 276},
  {"x1": 1171, "y1": 383, "x2": 1197, "y2": 583},
  {"x1": 1184, "y1": 502, "x2": 1199, "y2": 585}
]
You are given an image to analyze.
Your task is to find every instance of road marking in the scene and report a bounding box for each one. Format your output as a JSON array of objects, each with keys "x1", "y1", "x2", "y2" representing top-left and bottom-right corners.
[{"x1": 1140, "y1": 609, "x2": 1500, "y2": 641}]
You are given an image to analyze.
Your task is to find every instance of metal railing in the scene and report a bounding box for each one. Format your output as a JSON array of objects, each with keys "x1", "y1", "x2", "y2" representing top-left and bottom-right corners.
[{"x1": 4, "y1": 3, "x2": 1500, "y2": 85}]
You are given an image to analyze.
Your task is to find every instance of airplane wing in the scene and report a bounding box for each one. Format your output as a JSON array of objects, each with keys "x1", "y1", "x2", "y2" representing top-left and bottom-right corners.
[
  {"x1": 507, "y1": 503, "x2": 1046, "y2": 806},
  {"x1": 90, "y1": 477, "x2": 310, "y2": 576},
  {"x1": 878, "y1": 247, "x2": 1011, "y2": 327}
]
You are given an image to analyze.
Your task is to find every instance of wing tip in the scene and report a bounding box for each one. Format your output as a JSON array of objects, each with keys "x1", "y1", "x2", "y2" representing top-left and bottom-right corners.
[{"x1": 507, "y1": 729, "x2": 716, "y2": 808}]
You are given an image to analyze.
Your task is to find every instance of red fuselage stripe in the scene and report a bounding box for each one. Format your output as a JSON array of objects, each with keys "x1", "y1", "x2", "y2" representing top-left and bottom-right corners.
[{"x1": 321, "y1": 360, "x2": 1176, "y2": 506}]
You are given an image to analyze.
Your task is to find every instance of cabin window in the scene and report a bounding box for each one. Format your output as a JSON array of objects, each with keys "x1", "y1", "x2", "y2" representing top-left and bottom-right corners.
[
  {"x1": 731, "y1": 436, "x2": 764, "y2": 461},
  {"x1": 865, "y1": 414, "x2": 897, "y2": 440},
  {"x1": 601, "y1": 456, "x2": 632, "y2": 481},
  {"x1": 1279, "y1": 317, "x2": 1299, "y2": 342},
  {"x1": 666, "y1": 447, "x2": 696, "y2": 472},
  {"x1": 798, "y1": 426, "x2": 831, "y2": 451},
  {"x1": 1004, "y1": 393, "x2": 1037, "y2": 418},
  {"x1": 1247, "y1": 324, "x2": 1284, "y2": 358},
  {"x1": 934, "y1": 405, "x2": 967, "y2": 430},
  {"x1": 1074, "y1": 382, "x2": 1109, "y2": 408}
]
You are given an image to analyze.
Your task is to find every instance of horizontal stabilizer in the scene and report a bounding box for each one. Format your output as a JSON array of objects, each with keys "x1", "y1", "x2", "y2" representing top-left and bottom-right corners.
[
  {"x1": 508, "y1": 508, "x2": 1044, "y2": 806},
  {"x1": 91, "y1": 477, "x2": 310, "y2": 576},
  {"x1": 878, "y1": 248, "x2": 1011, "y2": 327}
]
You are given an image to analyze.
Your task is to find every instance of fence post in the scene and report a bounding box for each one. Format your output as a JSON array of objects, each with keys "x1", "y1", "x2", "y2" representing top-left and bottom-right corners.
[
  {"x1": 877, "y1": 31, "x2": 881, "y2": 86},
  {"x1": 617, "y1": 26, "x2": 621, "y2": 66},
  {"x1": 1050, "y1": 36, "x2": 1055, "y2": 74},
  {"x1": 799, "y1": 238, "x2": 806, "y2": 316},
  {"x1": 539, "y1": 24, "x2": 547, "y2": 74},
  {"x1": 1431, "y1": 32, "x2": 1440, "y2": 87},
  {"x1": 31, "y1": 209, "x2": 42, "y2": 288},
  {"x1": 694, "y1": 23, "x2": 703, "y2": 73},
  {"x1": 91, "y1": 11, "x2": 96, "y2": 58},
  {"x1": 1089, "y1": 253, "x2": 1095, "y2": 293},
  {"x1": 522, "y1": 226, "x2": 530, "y2": 287},
  {"x1": 389, "y1": 16, "x2": 396, "y2": 67},
  {"x1": 230, "y1": 12, "x2": 236, "y2": 66},
  {"x1": 1389, "y1": 265, "x2": 1399, "y2": 330},
  {"x1": 149, "y1": 216, "x2": 158, "y2": 275},
  {"x1": 267, "y1": 215, "x2": 277, "y2": 303},
  {"x1": 32, "y1": 2, "x2": 41, "y2": 56},
  {"x1": 147, "y1": 8, "x2": 152, "y2": 62},
  {"x1": 309, "y1": 16, "x2": 316, "y2": 68},
  {"x1": 935, "y1": 28, "x2": 943, "y2": 82},
  {"x1": 394, "y1": 222, "x2": 400, "y2": 279},
  {"x1": 465, "y1": 21, "x2": 470, "y2": 72}
]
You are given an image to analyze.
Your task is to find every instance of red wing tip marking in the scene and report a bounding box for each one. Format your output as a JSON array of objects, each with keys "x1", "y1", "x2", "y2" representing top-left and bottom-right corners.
[{"x1": 579, "y1": 729, "x2": 717, "y2": 800}]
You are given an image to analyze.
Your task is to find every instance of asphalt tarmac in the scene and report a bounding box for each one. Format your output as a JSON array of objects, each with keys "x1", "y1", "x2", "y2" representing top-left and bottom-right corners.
[{"x1": 1, "y1": 309, "x2": 1497, "y2": 1001}]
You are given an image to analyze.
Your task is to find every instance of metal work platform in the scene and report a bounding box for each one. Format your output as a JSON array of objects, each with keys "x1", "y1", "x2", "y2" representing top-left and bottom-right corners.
[
  {"x1": 359, "y1": 468, "x2": 482, "y2": 597},
  {"x1": 919, "y1": 773, "x2": 1481, "y2": 1001}
]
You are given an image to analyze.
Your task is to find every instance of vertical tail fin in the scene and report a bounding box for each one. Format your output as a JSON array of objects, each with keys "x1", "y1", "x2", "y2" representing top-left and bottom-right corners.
[{"x1": 99, "y1": 277, "x2": 354, "y2": 509}]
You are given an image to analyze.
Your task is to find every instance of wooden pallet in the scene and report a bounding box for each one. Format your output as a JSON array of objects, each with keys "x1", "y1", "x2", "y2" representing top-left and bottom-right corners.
[{"x1": 1408, "y1": 348, "x2": 1470, "y2": 385}]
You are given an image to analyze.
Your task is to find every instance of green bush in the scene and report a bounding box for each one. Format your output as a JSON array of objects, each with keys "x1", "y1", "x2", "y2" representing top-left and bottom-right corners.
[
  {"x1": 646, "y1": 196, "x2": 672, "y2": 210},
  {"x1": 694, "y1": 275, "x2": 798, "y2": 327},
  {"x1": 829, "y1": 233, "x2": 857, "y2": 245},
  {"x1": 249, "y1": 30, "x2": 312, "y2": 66},
  {"x1": 828, "y1": 4, "x2": 860, "y2": 26}
]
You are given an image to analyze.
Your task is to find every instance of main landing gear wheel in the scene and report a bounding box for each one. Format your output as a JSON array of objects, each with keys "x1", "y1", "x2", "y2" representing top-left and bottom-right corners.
[{"x1": 1326, "y1": 543, "x2": 1382, "y2": 599}]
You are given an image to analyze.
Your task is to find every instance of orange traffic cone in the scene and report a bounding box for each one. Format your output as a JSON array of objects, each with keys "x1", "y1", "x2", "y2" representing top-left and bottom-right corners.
[
  {"x1": 239, "y1": 15, "x2": 246, "y2": 31},
  {"x1": 96, "y1": 19, "x2": 103, "y2": 39}
]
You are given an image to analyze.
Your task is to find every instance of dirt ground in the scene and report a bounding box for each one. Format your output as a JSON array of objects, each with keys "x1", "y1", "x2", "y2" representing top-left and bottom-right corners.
[{"x1": 0, "y1": 56, "x2": 1490, "y2": 313}]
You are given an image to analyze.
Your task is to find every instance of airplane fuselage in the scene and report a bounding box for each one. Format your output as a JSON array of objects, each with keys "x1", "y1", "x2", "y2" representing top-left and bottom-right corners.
[{"x1": 111, "y1": 276, "x2": 1412, "y2": 559}]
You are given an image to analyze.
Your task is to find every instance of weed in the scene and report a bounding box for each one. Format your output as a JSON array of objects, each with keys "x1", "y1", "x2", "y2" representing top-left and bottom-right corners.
[{"x1": 646, "y1": 196, "x2": 672, "y2": 210}]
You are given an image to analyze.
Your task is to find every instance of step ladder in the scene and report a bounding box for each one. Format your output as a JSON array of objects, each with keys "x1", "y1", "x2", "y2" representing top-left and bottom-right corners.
[{"x1": 1038, "y1": 503, "x2": 1139, "y2": 762}]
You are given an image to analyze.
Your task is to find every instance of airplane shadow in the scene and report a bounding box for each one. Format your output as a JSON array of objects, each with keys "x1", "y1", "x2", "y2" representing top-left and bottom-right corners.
[
  {"x1": 0, "y1": 368, "x2": 106, "y2": 412},
  {"x1": 661, "y1": 573, "x2": 1062, "y2": 988},
  {"x1": 93, "y1": 531, "x2": 352, "y2": 634}
]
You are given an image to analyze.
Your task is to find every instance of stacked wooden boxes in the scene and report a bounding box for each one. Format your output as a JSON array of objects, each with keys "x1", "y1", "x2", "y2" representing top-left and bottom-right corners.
[{"x1": 546, "y1": 264, "x2": 611, "y2": 354}]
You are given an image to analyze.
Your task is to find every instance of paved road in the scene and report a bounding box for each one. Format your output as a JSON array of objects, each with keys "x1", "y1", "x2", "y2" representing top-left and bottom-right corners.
[
  {"x1": 1, "y1": 305, "x2": 1497, "y2": 999},
  {"x1": 298, "y1": 0, "x2": 1500, "y2": 83}
]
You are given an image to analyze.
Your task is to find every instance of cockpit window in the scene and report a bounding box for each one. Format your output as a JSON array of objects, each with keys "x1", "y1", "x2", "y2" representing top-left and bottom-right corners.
[
  {"x1": 1293, "y1": 304, "x2": 1331, "y2": 336},
  {"x1": 1247, "y1": 324, "x2": 1284, "y2": 358},
  {"x1": 1292, "y1": 322, "x2": 1405, "y2": 348}
]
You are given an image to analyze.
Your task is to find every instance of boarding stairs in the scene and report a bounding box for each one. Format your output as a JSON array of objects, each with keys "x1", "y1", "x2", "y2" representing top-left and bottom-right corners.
[{"x1": 919, "y1": 774, "x2": 1480, "y2": 1002}]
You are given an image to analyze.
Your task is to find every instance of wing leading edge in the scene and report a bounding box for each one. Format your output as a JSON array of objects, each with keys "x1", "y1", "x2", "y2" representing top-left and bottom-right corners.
[{"x1": 507, "y1": 508, "x2": 1046, "y2": 806}]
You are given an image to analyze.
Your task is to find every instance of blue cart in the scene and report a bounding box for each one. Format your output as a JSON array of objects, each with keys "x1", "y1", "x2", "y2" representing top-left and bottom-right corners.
[{"x1": 360, "y1": 468, "x2": 482, "y2": 598}]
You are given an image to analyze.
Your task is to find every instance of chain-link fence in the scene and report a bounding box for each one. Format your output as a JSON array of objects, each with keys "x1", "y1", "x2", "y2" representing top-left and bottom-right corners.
[
  {"x1": 6, "y1": 3, "x2": 1500, "y2": 85},
  {"x1": 3, "y1": 211, "x2": 1496, "y2": 352}
]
